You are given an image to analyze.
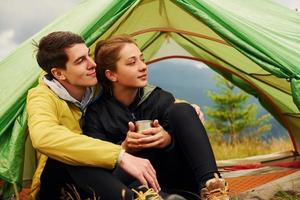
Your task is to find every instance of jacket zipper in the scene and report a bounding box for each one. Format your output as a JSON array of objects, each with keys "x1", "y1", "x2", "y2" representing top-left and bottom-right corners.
[{"x1": 131, "y1": 112, "x2": 136, "y2": 122}]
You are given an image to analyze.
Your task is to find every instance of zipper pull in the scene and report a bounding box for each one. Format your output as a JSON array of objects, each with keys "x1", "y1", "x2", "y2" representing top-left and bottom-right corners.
[{"x1": 131, "y1": 113, "x2": 136, "y2": 122}]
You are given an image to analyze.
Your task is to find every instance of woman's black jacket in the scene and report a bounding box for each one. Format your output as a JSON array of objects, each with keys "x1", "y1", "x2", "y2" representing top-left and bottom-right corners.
[{"x1": 83, "y1": 85, "x2": 175, "y2": 144}]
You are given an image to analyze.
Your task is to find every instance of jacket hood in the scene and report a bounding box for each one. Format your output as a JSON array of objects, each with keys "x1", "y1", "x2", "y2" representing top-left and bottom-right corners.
[
  {"x1": 43, "y1": 75, "x2": 95, "y2": 112},
  {"x1": 138, "y1": 84, "x2": 156, "y2": 106}
]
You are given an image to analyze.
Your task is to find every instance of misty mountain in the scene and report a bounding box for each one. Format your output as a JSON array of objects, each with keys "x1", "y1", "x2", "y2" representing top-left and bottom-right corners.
[{"x1": 148, "y1": 59, "x2": 289, "y2": 140}]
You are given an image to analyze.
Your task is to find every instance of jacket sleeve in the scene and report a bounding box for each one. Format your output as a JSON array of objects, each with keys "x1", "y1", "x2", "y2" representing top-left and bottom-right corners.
[{"x1": 26, "y1": 87, "x2": 122, "y2": 169}]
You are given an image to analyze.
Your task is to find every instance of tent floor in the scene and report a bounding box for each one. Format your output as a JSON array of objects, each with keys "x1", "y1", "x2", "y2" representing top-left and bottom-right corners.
[
  {"x1": 224, "y1": 167, "x2": 300, "y2": 199},
  {"x1": 220, "y1": 152, "x2": 300, "y2": 199}
]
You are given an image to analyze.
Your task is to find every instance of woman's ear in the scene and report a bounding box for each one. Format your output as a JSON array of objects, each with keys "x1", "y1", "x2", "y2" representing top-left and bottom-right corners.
[
  {"x1": 105, "y1": 70, "x2": 117, "y2": 82},
  {"x1": 51, "y1": 68, "x2": 66, "y2": 80}
]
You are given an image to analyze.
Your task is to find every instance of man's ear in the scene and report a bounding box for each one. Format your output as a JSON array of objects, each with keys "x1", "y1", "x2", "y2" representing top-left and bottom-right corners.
[
  {"x1": 51, "y1": 68, "x2": 66, "y2": 81},
  {"x1": 105, "y1": 70, "x2": 117, "y2": 82}
]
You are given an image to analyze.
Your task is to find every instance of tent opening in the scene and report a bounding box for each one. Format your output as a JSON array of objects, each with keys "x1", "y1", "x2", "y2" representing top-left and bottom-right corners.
[{"x1": 148, "y1": 57, "x2": 294, "y2": 161}]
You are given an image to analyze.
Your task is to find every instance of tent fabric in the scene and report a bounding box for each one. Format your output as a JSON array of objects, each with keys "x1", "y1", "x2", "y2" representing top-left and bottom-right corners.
[
  {"x1": 0, "y1": 0, "x2": 300, "y2": 192},
  {"x1": 0, "y1": 0, "x2": 136, "y2": 192}
]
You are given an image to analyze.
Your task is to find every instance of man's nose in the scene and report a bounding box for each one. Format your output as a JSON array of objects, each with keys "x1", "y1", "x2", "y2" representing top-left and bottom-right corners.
[{"x1": 87, "y1": 56, "x2": 96, "y2": 68}]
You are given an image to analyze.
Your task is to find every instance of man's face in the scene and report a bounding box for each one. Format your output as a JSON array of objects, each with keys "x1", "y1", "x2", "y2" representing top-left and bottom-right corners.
[{"x1": 60, "y1": 43, "x2": 97, "y2": 89}]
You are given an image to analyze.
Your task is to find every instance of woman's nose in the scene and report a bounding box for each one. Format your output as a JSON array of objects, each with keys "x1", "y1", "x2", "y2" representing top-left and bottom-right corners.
[{"x1": 139, "y1": 61, "x2": 147, "y2": 71}]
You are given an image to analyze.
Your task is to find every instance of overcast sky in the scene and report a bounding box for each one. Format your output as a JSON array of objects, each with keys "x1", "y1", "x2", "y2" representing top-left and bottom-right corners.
[
  {"x1": 0, "y1": 0, "x2": 299, "y2": 60},
  {"x1": 0, "y1": 0, "x2": 82, "y2": 60}
]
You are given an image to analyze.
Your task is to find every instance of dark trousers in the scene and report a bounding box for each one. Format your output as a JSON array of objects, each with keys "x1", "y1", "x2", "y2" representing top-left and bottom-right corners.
[
  {"x1": 39, "y1": 103, "x2": 218, "y2": 200},
  {"x1": 39, "y1": 159, "x2": 134, "y2": 200},
  {"x1": 167, "y1": 103, "x2": 219, "y2": 187}
]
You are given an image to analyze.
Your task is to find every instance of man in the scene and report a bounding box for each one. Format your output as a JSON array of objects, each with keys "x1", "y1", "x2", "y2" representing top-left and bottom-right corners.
[{"x1": 27, "y1": 31, "x2": 161, "y2": 200}]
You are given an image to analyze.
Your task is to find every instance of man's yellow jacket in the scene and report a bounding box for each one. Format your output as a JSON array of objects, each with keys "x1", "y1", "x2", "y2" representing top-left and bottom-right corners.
[{"x1": 26, "y1": 81, "x2": 122, "y2": 199}]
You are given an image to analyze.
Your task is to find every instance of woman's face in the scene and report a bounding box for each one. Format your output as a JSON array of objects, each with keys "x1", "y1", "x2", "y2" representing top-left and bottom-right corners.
[{"x1": 110, "y1": 43, "x2": 148, "y2": 89}]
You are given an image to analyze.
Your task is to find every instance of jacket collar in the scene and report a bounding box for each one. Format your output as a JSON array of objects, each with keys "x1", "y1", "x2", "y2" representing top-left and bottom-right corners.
[{"x1": 105, "y1": 84, "x2": 156, "y2": 110}]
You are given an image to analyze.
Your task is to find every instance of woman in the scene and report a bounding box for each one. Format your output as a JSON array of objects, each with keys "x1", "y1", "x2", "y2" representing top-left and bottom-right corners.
[{"x1": 83, "y1": 35, "x2": 230, "y2": 200}]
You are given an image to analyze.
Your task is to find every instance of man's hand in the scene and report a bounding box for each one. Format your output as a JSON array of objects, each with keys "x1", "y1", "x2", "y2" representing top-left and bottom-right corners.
[
  {"x1": 118, "y1": 152, "x2": 160, "y2": 192},
  {"x1": 191, "y1": 104, "x2": 205, "y2": 123}
]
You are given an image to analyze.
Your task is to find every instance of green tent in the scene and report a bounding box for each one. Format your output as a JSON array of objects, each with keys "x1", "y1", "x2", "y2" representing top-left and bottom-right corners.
[{"x1": 1, "y1": 0, "x2": 300, "y2": 194}]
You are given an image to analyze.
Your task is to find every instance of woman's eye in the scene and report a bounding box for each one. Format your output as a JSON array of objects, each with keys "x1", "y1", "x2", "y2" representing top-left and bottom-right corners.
[{"x1": 128, "y1": 61, "x2": 136, "y2": 65}]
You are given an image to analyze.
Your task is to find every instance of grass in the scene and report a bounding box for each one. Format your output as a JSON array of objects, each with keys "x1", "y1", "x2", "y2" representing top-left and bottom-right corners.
[
  {"x1": 210, "y1": 136, "x2": 299, "y2": 200},
  {"x1": 210, "y1": 137, "x2": 293, "y2": 160},
  {"x1": 271, "y1": 190, "x2": 300, "y2": 200},
  {"x1": 60, "y1": 184, "x2": 100, "y2": 200},
  {"x1": 232, "y1": 190, "x2": 300, "y2": 200}
]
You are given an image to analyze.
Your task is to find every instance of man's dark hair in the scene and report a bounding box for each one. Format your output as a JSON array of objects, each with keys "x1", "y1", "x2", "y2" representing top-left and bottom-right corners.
[{"x1": 35, "y1": 31, "x2": 84, "y2": 78}]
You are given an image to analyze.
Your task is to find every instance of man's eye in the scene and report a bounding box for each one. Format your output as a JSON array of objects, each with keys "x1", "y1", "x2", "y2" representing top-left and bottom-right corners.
[
  {"x1": 76, "y1": 58, "x2": 86, "y2": 65},
  {"x1": 77, "y1": 59, "x2": 83, "y2": 64}
]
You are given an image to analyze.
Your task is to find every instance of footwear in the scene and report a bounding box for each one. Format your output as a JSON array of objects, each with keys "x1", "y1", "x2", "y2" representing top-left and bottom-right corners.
[
  {"x1": 200, "y1": 173, "x2": 230, "y2": 200},
  {"x1": 132, "y1": 185, "x2": 187, "y2": 200},
  {"x1": 165, "y1": 194, "x2": 187, "y2": 200},
  {"x1": 132, "y1": 185, "x2": 163, "y2": 200}
]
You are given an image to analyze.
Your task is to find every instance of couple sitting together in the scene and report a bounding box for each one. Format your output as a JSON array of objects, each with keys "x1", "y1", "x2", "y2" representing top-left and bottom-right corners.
[{"x1": 27, "y1": 31, "x2": 230, "y2": 200}]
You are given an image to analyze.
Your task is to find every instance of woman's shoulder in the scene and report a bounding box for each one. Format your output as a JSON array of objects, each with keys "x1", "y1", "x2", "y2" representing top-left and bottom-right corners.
[
  {"x1": 152, "y1": 86, "x2": 174, "y2": 100},
  {"x1": 87, "y1": 93, "x2": 109, "y2": 110},
  {"x1": 142, "y1": 87, "x2": 175, "y2": 109}
]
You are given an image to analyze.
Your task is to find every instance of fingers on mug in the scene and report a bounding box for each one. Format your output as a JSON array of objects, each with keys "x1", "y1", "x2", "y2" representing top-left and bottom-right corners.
[{"x1": 135, "y1": 120, "x2": 152, "y2": 133}]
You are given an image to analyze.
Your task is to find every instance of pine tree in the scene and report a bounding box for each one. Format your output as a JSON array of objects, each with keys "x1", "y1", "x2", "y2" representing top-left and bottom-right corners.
[{"x1": 205, "y1": 75, "x2": 271, "y2": 145}]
